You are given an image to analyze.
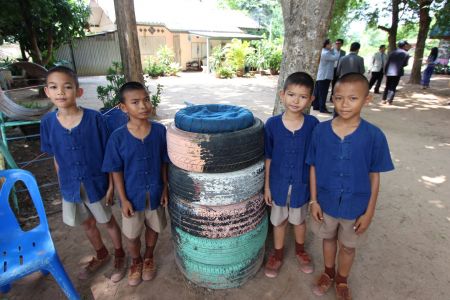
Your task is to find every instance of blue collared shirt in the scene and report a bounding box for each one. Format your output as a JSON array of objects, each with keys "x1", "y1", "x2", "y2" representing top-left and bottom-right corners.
[
  {"x1": 317, "y1": 48, "x2": 340, "y2": 81},
  {"x1": 306, "y1": 119, "x2": 394, "y2": 220},
  {"x1": 265, "y1": 114, "x2": 319, "y2": 208},
  {"x1": 40, "y1": 108, "x2": 109, "y2": 203},
  {"x1": 102, "y1": 121, "x2": 169, "y2": 211}
]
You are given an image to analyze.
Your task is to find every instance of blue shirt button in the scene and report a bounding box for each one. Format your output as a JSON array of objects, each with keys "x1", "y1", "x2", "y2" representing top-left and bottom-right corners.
[
  {"x1": 341, "y1": 189, "x2": 344, "y2": 192},
  {"x1": 340, "y1": 173, "x2": 344, "y2": 177}
]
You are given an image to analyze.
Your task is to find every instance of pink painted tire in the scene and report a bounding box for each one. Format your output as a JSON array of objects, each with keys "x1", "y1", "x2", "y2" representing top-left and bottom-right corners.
[
  {"x1": 169, "y1": 192, "x2": 266, "y2": 239},
  {"x1": 167, "y1": 118, "x2": 264, "y2": 173}
]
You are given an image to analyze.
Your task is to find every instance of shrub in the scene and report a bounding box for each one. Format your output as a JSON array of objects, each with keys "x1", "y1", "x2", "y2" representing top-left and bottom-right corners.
[
  {"x1": 268, "y1": 49, "x2": 282, "y2": 72},
  {"x1": 150, "y1": 83, "x2": 163, "y2": 108},
  {"x1": 225, "y1": 39, "x2": 251, "y2": 72},
  {"x1": 217, "y1": 65, "x2": 234, "y2": 78},
  {"x1": 97, "y1": 62, "x2": 126, "y2": 109}
]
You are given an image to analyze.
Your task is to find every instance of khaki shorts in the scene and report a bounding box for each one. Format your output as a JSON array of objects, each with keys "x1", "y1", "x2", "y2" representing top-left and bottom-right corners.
[
  {"x1": 122, "y1": 206, "x2": 167, "y2": 240},
  {"x1": 270, "y1": 185, "x2": 308, "y2": 226},
  {"x1": 62, "y1": 185, "x2": 112, "y2": 227},
  {"x1": 310, "y1": 213, "x2": 368, "y2": 248}
]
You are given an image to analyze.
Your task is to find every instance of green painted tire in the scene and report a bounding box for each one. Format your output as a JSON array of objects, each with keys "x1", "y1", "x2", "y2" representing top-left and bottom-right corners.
[{"x1": 172, "y1": 215, "x2": 268, "y2": 289}]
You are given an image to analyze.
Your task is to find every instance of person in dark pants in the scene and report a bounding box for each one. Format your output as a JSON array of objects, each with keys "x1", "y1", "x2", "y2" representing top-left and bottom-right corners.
[
  {"x1": 368, "y1": 45, "x2": 387, "y2": 94},
  {"x1": 330, "y1": 39, "x2": 346, "y2": 102},
  {"x1": 313, "y1": 39, "x2": 339, "y2": 113},
  {"x1": 382, "y1": 41, "x2": 411, "y2": 104}
]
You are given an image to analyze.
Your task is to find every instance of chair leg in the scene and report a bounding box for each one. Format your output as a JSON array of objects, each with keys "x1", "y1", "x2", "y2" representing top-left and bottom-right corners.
[
  {"x1": 0, "y1": 284, "x2": 11, "y2": 293},
  {"x1": 47, "y1": 255, "x2": 80, "y2": 300}
]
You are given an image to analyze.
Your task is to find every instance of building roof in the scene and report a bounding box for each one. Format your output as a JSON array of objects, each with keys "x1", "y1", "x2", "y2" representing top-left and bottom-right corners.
[{"x1": 89, "y1": 0, "x2": 260, "y2": 33}]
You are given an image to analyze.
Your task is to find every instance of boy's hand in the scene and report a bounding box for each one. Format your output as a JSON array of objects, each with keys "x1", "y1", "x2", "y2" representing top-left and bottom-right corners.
[
  {"x1": 105, "y1": 187, "x2": 114, "y2": 206},
  {"x1": 354, "y1": 212, "x2": 373, "y2": 235},
  {"x1": 264, "y1": 187, "x2": 272, "y2": 206},
  {"x1": 160, "y1": 186, "x2": 169, "y2": 207},
  {"x1": 121, "y1": 200, "x2": 135, "y2": 218},
  {"x1": 310, "y1": 202, "x2": 323, "y2": 223}
]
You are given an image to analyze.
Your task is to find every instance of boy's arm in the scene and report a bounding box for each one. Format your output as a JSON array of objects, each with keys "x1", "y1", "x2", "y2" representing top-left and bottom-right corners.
[
  {"x1": 354, "y1": 172, "x2": 380, "y2": 235},
  {"x1": 309, "y1": 165, "x2": 323, "y2": 222},
  {"x1": 112, "y1": 172, "x2": 134, "y2": 218},
  {"x1": 263, "y1": 159, "x2": 272, "y2": 206},
  {"x1": 105, "y1": 173, "x2": 114, "y2": 206},
  {"x1": 160, "y1": 163, "x2": 169, "y2": 207}
]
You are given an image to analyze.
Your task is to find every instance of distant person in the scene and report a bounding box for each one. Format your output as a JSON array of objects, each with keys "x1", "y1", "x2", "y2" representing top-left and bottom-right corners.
[
  {"x1": 336, "y1": 42, "x2": 365, "y2": 78},
  {"x1": 368, "y1": 45, "x2": 387, "y2": 94},
  {"x1": 382, "y1": 40, "x2": 411, "y2": 104},
  {"x1": 264, "y1": 72, "x2": 319, "y2": 278},
  {"x1": 307, "y1": 73, "x2": 394, "y2": 300},
  {"x1": 421, "y1": 47, "x2": 439, "y2": 89},
  {"x1": 330, "y1": 39, "x2": 347, "y2": 100},
  {"x1": 313, "y1": 39, "x2": 340, "y2": 114}
]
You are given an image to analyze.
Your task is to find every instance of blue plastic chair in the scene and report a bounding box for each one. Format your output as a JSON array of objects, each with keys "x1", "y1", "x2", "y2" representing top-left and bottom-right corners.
[{"x1": 0, "y1": 169, "x2": 80, "y2": 299}]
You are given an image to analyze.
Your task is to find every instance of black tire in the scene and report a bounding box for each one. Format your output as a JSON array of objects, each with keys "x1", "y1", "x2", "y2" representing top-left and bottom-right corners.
[
  {"x1": 168, "y1": 160, "x2": 264, "y2": 206},
  {"x1": 169, "y1": 192, "x2": 266, "y2": 238},
  {"x1": 167, "y1": 118, "x2": 264, "y2": 173}
]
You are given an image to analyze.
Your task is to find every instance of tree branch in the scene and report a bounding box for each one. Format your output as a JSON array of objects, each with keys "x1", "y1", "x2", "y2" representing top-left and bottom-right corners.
[{"x1": 377, "y1": 25, "x2": 391, "y2": 32}]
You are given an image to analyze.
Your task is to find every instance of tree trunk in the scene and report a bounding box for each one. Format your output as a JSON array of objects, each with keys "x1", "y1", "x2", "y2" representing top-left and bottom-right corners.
[
  {"x1": 18, "y1": 0, "x2": 43, "y2": 65},
  {"x1": 114, "y1": 0, "x2": 144, "y2": 84},
  {"x1": 273, "y1": 0, "x2": 336, "y2": 115},
  {"x1": 409, "y1": 0, "x2": 433, "y2": 84},
  {"x1": 377, "y1": 0, "x2": 401, "y2": 53}
]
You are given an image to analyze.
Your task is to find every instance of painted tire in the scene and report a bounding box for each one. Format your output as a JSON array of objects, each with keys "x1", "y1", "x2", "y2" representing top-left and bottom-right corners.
[
  {"x1": 175, "y1": 248, "x2": 264, "y2": 289},
  {"x1": 175, "y1": 104, "x2": 254, "y2": 134},
  {"x1": 172, "y1": 216, "x2": 267, "y2": 289},
  {"x1": 168, "y1": 160, "x2": 264, "y2": 206},
  {"x1": 169, "y1": 192, "x2": 265, "y2": 238},
  {"x1": 167, "y1": 118, "x2": 264, "y2": 173}
]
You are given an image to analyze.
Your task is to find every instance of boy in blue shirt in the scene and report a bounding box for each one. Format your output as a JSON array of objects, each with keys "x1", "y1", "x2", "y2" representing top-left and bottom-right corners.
[
  {"x1": 307, "y1": 73, "x2": 394, "y2": 300},
  {"x1": 264, "y1": 72, "x2": 319, "y2": 278},
  {"x1": 102, "y1": 82, "x2": 169, "y2": 287},
  {"x1": 40, "y1": 66, "x2": 126, "y2": 281}
]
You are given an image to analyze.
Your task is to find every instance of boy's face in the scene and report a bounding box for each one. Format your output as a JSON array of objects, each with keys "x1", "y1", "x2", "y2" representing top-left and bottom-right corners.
[
  {"x1": 44, "y1": 72, "x2": 82, "y2": 109},
  {"x1": 120, "y1": 89, "x2": 152, "y2": 120},
  {"x1": 332, "y1": 81, "x2": 371, "y2": 121},
  {"x1": 280, "y1": 84, "x2": 314, "y2": 114}
]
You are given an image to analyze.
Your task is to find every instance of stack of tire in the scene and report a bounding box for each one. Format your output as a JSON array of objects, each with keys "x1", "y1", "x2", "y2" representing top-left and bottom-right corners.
[{"x1": 167, "y1": 104, "x2": 268, "y2": 289}]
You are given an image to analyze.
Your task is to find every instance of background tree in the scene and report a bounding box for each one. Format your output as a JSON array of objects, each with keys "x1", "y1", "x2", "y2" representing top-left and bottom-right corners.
[
  {"x1": 273, "y1": 0, "x2": 336, "y2": 115},
  {"x1": 219, "y1": 0, "x2": 284, "y2": 40},
  {"x1": 408, "y1": 0, "x2": 447, "y2": 84},
  {"x1": 114, "y1": 0, "x2": 144, "y2": 83},
  {"x1": 328, "y1": 0, "x2": 367, "y2": 41},
  {"x1": 0, "y1": 0, "x2": 89, "y2": 66}
]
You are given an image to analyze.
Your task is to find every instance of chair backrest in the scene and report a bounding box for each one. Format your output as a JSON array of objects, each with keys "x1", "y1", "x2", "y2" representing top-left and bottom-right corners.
[{"x1": 0, "y1": 169, "x2": 49, "y2": 235}]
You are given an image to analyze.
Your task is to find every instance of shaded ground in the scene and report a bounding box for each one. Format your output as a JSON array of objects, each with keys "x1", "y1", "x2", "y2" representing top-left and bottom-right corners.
[{"x1": 3, "y1": 72, "x2": 450, "y2": 300}]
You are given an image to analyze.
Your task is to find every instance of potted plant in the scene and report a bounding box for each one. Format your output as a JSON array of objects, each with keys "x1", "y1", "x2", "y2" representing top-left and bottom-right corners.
[
  {"x1": 225, "y1": 39, "x2": 251, "y2": 77},
  {"x1": 97, "y1": 62, "x2": 128, "y2": 132},
  {"x1": 144, "y1": 57, "x2": 165, "y2": 79},
  {"x1": 245, "y1": 49, "x2": 262, "y2": 76},
  {"x1": 149, "y1": 83, "x2": 163, "y2": 116},
  {"x1": 268, "y1": 49, "x2": 282, "y2": 75},
  {"x1": 216, "y1": 65, "x2": 234, "y2": 79}
]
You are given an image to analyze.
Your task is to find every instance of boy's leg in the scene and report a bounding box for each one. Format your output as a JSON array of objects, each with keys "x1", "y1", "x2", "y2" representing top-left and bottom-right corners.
[
  {"x1": 292, "y1": 203, "x2": 313, "y2": 274},
  {"x1": 103, "y1": 216, "x2": 126, "y2": 282},
  {"x1": 122, "y1": 212, "x2": 145, "y2": 286},
  {"x1": 142, "y1": 226, "x2": 158, "y2": 281},
  {"x1": 142, "y1": 206, "x2": 166, "y2": 281},
  {"x1": 78, "y1": 216, "x2": 111, "y2": 279},
  {"x1": 264, "y1": 219, "x2": 288, "y2": 278}
]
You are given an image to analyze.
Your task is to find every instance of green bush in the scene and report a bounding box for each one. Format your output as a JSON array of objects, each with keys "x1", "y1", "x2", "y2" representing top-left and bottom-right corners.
[
  {"x1": 150, "y1": 83, "x2": 163, "y2": 108},
  {"x1": 268, "y1": 49, "x2": 282, "y2": 72},
  {"x1": 217, "y1": 65, "x2": 234, "y2": 78},
  {"x1": 144, "y1": 56, "x2": 165, "y2": 78},
  {"x1": 225, "y1": 39, "x2": 251, "y2": 72},
  {"x1": 97, "y1": 62, "x2": 126, "y2": 109}
]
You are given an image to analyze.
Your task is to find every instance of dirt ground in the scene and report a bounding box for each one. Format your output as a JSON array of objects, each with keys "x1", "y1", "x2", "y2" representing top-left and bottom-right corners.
[{"x1": 3, "y1": 72, "x2": 450, "y2": 300}]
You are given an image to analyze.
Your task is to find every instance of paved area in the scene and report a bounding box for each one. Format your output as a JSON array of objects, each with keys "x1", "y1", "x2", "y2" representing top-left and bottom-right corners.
[{"x1": 5, "y1": 72, "x2": 450, "y2": 300}]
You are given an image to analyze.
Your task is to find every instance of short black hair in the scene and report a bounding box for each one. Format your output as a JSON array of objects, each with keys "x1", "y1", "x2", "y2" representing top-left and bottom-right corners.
[
  {"x1": 379, "y1": 44, "x2": 386, "y2": 49},
  {"x1": 283, "y1": 72, "x2": 315, "y2": 95},
  {"x1": 323, "y1": 39, "x2": 331, "y2": 48},
  {"x1": 350, "y1": 42, "x2": 361, "y2": 52},
  {"x1": 119, "y1": 81, "x2": 147, "y2": 103},
  {"x1": 335, "y1": 72, "x2": 369, "y2": 96},
  {"x1": 46, "y1": 66, "x2": 79, "y2": 88},
  {"x1": 398, "y1": 40, "x2": 409, "y2": 49},
  {"x1": 336, "y1": 39, "x2": 344, "y2": 44}
]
